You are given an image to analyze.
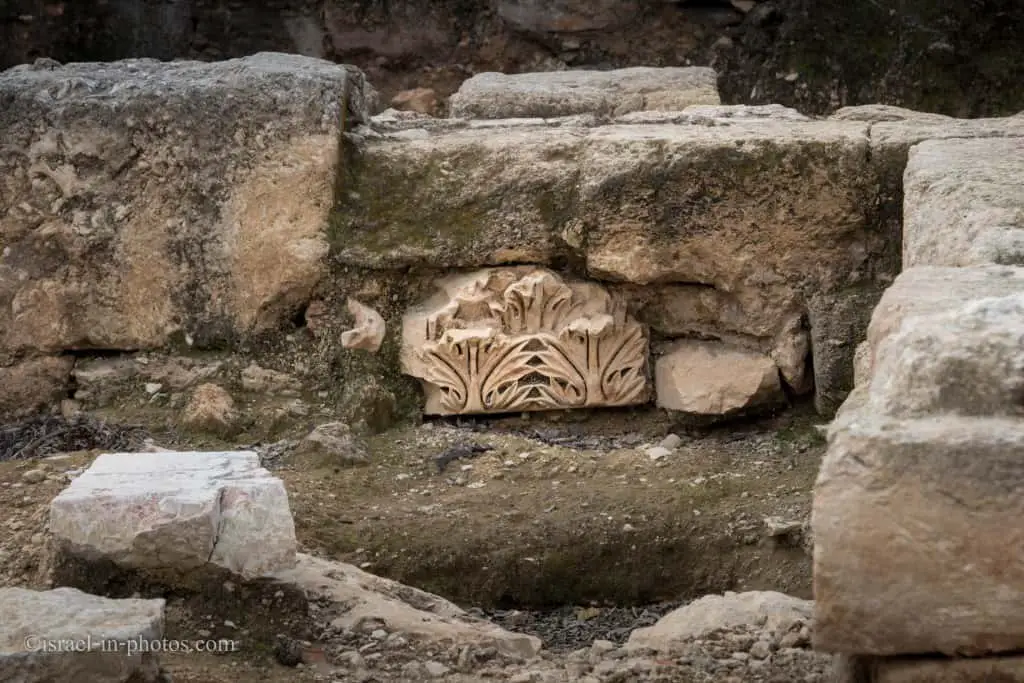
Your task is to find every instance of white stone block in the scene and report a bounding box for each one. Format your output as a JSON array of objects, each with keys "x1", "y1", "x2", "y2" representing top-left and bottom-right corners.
[
  {"x1": 0, "y1": 586, "x2": 164, "y2": 682},
  {"x1": 49, "y1": 451, "x2": 297, "y2": 578}
]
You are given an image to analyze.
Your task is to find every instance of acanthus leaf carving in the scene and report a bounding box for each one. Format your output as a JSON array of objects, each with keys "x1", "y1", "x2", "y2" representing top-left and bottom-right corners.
[{"x1": 401, "y1": 267, "x2": 650, "y2": 415}]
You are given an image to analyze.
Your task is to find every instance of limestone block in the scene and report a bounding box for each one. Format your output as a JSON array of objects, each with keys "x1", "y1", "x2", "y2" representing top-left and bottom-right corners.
[
  {"x1": 903, "y1": 137, "x2": 1024, "y2": 267},
  {"x1": 400, "y1": 267, "x2": 649, "y2": 415},
  {"x1": 0, "y1": 53, "x2": 371, "y2": 356},
  {"x1": 813, "y1": 414, "x2": 1024, "y2": 656},
  {"x1": 49, "y1": 451, "x2": 297, "y2": 579},
  {"x1": 626, "y1": 591, "x2": 811, "y2": 654},
  {"x1": 861, "y1": 266, "x2": 1024, "y2": 384},
  {"x1": 0, "y1": 586, "x2": 164, "y2": 683},
  {"x1": 448, "y1": 67, "x2": 719, "y2": 119},
  {"x1": 655, "y1": 340, "x2": 784, "y2": 415},
  {"x1": 875, "y1": 655, "x2": 1024, "y2": 683},
  {"x1": 868, "y1": 293, "x2": 1024, "y2": 418}
]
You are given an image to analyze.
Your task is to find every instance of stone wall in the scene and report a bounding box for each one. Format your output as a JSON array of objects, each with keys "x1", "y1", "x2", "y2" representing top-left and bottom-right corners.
[
  {"x1": 2, "y1": 54, "x2": 1022, "y2": 438},
  {"x1": 812, "y1": 129, "x2": 1024, "y2": 679}
]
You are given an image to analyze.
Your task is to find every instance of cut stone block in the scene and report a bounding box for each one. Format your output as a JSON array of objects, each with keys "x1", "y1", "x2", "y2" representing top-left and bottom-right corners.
[
  {"x1": 868, "y1": 293, "x2": 1024, "y2": 418},
  {"x1": 49, "y1": 451, "x2": 297, "y2": 579},
  {"x1": 903, "y1": 137, "x2": 1024, "y2": 268},
  {"x1": 400, "y1": 267, "x2": 650, "y2": 415},
  {"x1": 448, "y1": 67, "x2": 719, "y2": 119},
  {"x1": 655, "y1": 340, "x2": 784, "y2": 415},
  {"x1": 860, "y1": 266, "x2": 1024, "y2": 384},
  {"x1": 813, "y1": 414, "x2": 1024, "y2": 656},
  {"x1": 875, "y1": 655, "x2": 1024, "y2": 683},
  {"x1": 0, "y1": 586, "x2": 164, "y2": 683},
  {"x1": 0, "y1": 53, "x2": 372, "y2": 357}
]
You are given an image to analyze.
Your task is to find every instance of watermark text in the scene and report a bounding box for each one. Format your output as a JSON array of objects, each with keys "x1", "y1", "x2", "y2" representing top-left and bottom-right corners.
[{"x1": 22, "y1": 635, "x2": 240, "y2": 655}]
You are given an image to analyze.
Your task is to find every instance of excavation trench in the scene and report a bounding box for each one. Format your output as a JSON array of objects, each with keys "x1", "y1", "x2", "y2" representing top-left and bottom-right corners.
[{"x1": 278, "y1": 404, "x2": 823, "y2": 643}]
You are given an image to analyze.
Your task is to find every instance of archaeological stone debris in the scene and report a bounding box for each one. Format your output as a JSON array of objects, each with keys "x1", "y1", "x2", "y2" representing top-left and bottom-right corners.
[{"x1": 1, "y1": 46, "x2": 1023, "y2": 683}]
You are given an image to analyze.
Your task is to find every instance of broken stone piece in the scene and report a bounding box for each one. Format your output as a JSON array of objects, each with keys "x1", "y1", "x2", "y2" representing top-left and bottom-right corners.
[
  {"x1": 340, "y1": 298, "x2": 386, "y2": 352},
  {"x1": 180, "y1": 383, "x2": 239, "y2": 435},
  {"x1": 655, "y1": 340, "x2": 784, "y2": 416},
  {"x1": 49, "y1": 451, "x2": 297, "y2": 579},
  {"x1": 401, "y1": 267, "x2": 650, "y2": 415},
  {"x1": 626, "y1": 591, "x2": 811, "y2": 653},
  {"x1": 0, "y1": 586, "x2": 165, "y2": 683}
]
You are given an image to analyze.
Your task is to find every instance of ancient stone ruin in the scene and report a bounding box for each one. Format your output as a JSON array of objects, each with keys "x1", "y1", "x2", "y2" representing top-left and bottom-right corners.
[{"x1": 0, "y1": 47, "x2": 1022, "y2": 683}]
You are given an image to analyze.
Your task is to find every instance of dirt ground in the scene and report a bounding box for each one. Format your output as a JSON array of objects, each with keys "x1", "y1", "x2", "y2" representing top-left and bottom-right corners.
[{"x1": 0, "y1": 404, "x2": 827, "y2": 682}]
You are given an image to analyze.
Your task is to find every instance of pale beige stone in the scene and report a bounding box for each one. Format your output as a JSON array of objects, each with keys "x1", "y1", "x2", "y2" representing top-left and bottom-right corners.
[
  {"x1": 655, "y1": 340, "x2": 784, "y2": 415},
  {"x1": 903, "y1": 137, "x2": 1024, "y2": 268},
  {"x1": 340, "y1": 298, "x2": 386, "y2": 352},
  {"x1": 861, "y1": 266, "x2": 1024, "y2": 384},
  {"x1": 829, "y1": 104, "x2": 954, "y2": 123},
  {"x1": 401, "y1": 267, "x2": 649, "y2": 415},
  {"x1": 448, "y1": 67, "x2": 719, "y2": 119},
  {"x1": 0, "y1": 54, "x2": 367, "y2": 356},
  {"x1": 875, "y1": 655, "x2": 1024, "y2": 683},
  {"x1": 180, "y1": 383, "x2": 238, "y2": 435},
  {"x1": 626, "y1": 591, "x2": 811, "y2": 654},
  {"x1": 868, "y1": 293, "x2": 1024, "y2": 419},
  {"x1": 0, "y1": 587, "x2": 165, "y2": 683},
  {"x1": 813, "y1": 414, "x2": 1024, "y2": 656},
  {"x1": 274, "y1": 554, "x2": 541, "y2": 657}
]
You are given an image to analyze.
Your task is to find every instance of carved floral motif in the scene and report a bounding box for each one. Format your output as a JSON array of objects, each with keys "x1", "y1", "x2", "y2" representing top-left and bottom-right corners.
[{"x1": 401, "y1": 268, "x2": 650, "y2": 415}]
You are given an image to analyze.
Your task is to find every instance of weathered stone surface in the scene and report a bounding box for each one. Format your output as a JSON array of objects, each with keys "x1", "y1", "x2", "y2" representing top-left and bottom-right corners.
[
  {"x1": 336, "y1": 119, "x2": 887, "y2": 415},
  {"x1": 401, "y1": 267, "x2": 649, "y2": 415},
  {"x1": 655, "y1": 341, "x2": 784, "y2": 416},
  {"x1": 295, "y1": 421, "x2": 369, "y2": 467},
  {"x1": 813, "y1": 413, "x2": 1024, "y2": 656},
  {"x1": 615, "y1": 103, "x2": 810, "y2": 124},
  {"x1": 448, "y1": 67, "x2": 719, "y2": 119},
  {"x1": 49, "y1": 451, "x2": 297, "y2": 579},
  {"x1": 578, "y1": 122, "x2": 876, "y2": 288},
  {"x1": 0, "y1": 356, "x2": 73, "y2": 420},
  {"x1": 874, "y1": 655, "x2": 1024, "y2": 683},
  {"x1": 628, "y1": 283, "x2": 811, "y2": 394},
  {"x1": 829, "y1": 104, "x2": 954, "y2": 123},
  {"x1": 340, "y1": 298, "x2": 386, "y2": 352},
  {"x1": 868, "y1": 293, "x2": 1024, "y2": 419},
  {"x1": 860, "y1": 266, "x2": 1024, "y2": 384},
  {"x1": 0, "y1": 53, "x2": 371, "y2": 357},
  {"x1": 626, "y1": 591, "x2": 812, "y2": 653},
  {"x1": 494, "y1": 0, "x2": 639, "y2": 34},
  {"x1": 0, "y1": 586, "x2": 164, "y2": 683},
  {"x1": 274, "y1": 554, "x2": 542, "y2": 658},
  {"x1": 180, "y1": 383, "x2": 239, "y2": 436},
  {"x1": 903, "y1": 137, "x2": 1024, "y2": 268}
]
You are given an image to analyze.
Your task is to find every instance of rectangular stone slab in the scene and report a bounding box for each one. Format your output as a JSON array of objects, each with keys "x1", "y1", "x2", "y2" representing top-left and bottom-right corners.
[
  {"x1": 49, "y1": 451, "x2": 297, "y2": 579},
  {"x1": 903, "y1": 137, "x2": 1024, "y2": 268},
  {"x1": 0, "y1": 586, "x2": 164, "y2": 683},
  {"x1": 813, "y1": 414, "x2": 1024, "y2": 656},
  {"x1": 0, "y1": 53, "x2": 368, "y2": 360},
  {"x1": 448, "y1": 67, "x2": 720, "y2": 119}
]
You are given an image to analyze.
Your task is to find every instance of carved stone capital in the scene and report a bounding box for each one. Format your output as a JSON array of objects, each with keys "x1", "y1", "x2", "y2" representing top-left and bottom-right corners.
[{"x1": 401, "y1": 267, "x2": 651, "y2": 415}]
